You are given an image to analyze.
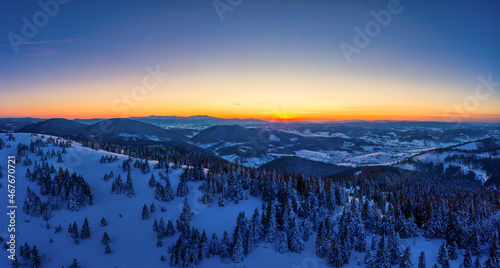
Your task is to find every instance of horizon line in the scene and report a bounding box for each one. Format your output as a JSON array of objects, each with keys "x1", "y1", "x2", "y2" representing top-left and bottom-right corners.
[{"x1": 1, "y1": 115, "x2": 499, "y2": 124}]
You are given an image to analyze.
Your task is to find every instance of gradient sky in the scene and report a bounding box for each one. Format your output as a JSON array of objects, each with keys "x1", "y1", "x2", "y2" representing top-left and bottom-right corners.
[{"x1": 1, "y1": 0, "x2": 500, "y2": 121}]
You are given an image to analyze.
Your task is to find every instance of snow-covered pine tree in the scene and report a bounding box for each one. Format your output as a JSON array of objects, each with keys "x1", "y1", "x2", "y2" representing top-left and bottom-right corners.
[
  {"x1": 418, "y1": 251, "x2": 426, "y2": 268},
  {"x1": 102, "y1": 232, "x2": 110, "y2": 245},
  {"x1": 288, "y1": 217, "x2": 304, "y2": 253},
  {"x1": 176, "y1": 175, "x2": 188, "y2": 197},
  {"x1": 69, "y1": 258, "x2": 81, "y2": 268},
  {"x1": 463, "y1": 249, "x2": 472, "y2": 268},
  {"x1": 166, "y1": 220, "x2": 175, "y2": 237},
  {"x1": 388, "y1": 230, "x2": 402, "y2": 265},
  {"x1": 276, "y1": 231, "x2": 289, "y2": 254},
  {"x1": 232, "y1": 233, "x2": 245, "y2": 263},
  {"x1": 149, "y1": 173, "x2": 156, "y2": 188},
  {"x1": 28, "y1": 245, "x2": 41, "y2": 268},
  {"x1": 448, "y1": 240, "x2": 458, "y2": 260},
  {"x1": 209, "y1": 233, "x2": 220, "y2": 256},
  {"x1": 200, "y1": 231, "x2": 210, "y2": 260},
  {"x1": 437, "y1": 242, "x2": 448, "y2": 265},
  {"x1": 220, "y1": 231, "x2": 231, "y2": 261},
  {"x1": 373, "y1": 236, "x2": 391, "y2": 268},
  {"x1": 328, "y1": 243, "x2": 344, "y2": 268},
  {"x1": 142, "y1": 204, "x2": 149, "y2": 220},
  {"x1": 80, "y1": 217, "x2": 90, "y2": 239},
  {"x1": 399, "y1": 247, "x2": 413, "y2": 268},
  {"x1": 125, "y1": 170, "x2": 135, "y2": 197},
  {"x1": 265, "y1": 204, "x2": 277, "y2": 243}
]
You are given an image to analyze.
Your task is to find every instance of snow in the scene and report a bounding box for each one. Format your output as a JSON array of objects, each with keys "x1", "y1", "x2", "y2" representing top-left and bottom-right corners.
[
  {"x1": 295, "y1": 150, "x2": 331, "y2": 162},
  {"x1": 455, "y1": 142, "x2": 479, "y2": 151}
]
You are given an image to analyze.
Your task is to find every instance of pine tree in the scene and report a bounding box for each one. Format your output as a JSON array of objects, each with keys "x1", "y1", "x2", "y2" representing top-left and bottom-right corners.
[
  {"x1": 81, "y1": 217, "x2": 90, "y2": 239},
  {"x1": 149, "y1": 174, "x2": 156, "y2": 187},
  {"x1": 100, "y1": 217, "x2": 108, "y2": 227},
  {"x1": 125, "y1": 171, "x2": 134, "y2": 197},
  {"x1": 364, "y1": 249, "x2": 374, "y2": 268},
  {"x1": 166, "y1": 220, "x2": 175, "y2": 237},
  {"x1": 473, "y1": 257, "x2": 481, "y2": 268},
  {"x1": 288, "y1": 217, "x2": 304, "y2": 253},
  {"x1": 276, "y1": 231, "x2": 289, "y2": 254},
  {"x1": 399, "y1": 247, "x2": 413, "y2": 268},
  {"x1": 371, "y1": 235, "x2": 378, "y2": 251},
  {"x1": 448, "y1": 240, "x2": 458, "y2": 260},
  {"x1": 232, "y1": 233, "x2": 245, "y2": 263},
  {"x1": 388, "y1": 230, "x2": 402, "y2": 265},
  {"x1": 437, "y1": 242, "x2": 448, "y2": 265},
  {"x1": 69, "y1": 258, "x2": 80, "y2": 268},
  {"x1": 200, "y1": 231, "x2": 210, "y2": 260},
  {"x1": 329, "y1": 243, "x2": 344, "y2": 268},
  {"x1": 418, "y1": 251, "x2": 426, "y2": 268},
  {"x1": 265, "y1": 204, "x2": 277, "y2": 243},
  {"x1": 28, "y1": 245, "x2": 41, "y2": 268},
  {"x1": 220, "y1": 231, "x2": 231, "y2": 261},
  {"x1": 105, "y1": 244, "x2": 111, "y2": 254},
  {"x1": 71, "y1": 221, "x2": 79, "y2": 241},
  {"x1": 374, "y1": 236, "x2": 391, "y2": 268},
  {"x1": 142, "y1": 204, "x2": 149, "y2": 220},
  {"x1": 463, "y1": 249, "x2": 472, "y2": 268},
  {"x1": 102, "y1": 232, "x2": 110, "y2": 245},
  {"x1": 209, "y1": 233, "x2": 220, "y2": 256}
]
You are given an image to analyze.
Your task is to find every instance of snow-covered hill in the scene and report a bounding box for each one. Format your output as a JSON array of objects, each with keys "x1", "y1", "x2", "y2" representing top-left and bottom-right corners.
[{"x1": 0, "y1": 133, "x2": 493, "y2": 268}]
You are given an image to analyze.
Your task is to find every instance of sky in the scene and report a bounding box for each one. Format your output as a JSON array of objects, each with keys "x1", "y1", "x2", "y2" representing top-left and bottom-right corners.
[{"x1": 1, "y1": 0, "x2": 499, "y2": 122}]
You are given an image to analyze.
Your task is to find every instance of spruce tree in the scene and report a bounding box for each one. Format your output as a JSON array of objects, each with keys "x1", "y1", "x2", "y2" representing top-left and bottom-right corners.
[
  {"x1": 149, "y1": 174, "x2": 156, "y2": 188},
  {"x1": 276, "y1": 232, "x2": 289, "y2": 253},
  {"x1": 220, "y1": 231, "x2": 231, "y2": 261},
  {"x1": 418, "y1": 251, "x2": 426, "y2": 268},
  {"x1": 437, "y1": 242, "x2": 448, "y2": 265},
  {"x1": 102, "y1": 232, "x2": 110, "y2": 245},
  {"x1": 388, "y1": 230, "x2": 402, "y2": 265},
  {"x1": 166, "y1": 220, "x2": 175, "y2": 237},
  {"x1": 373, "y1": 236, "x2": 391, "y2": 268},
  {"x1": 81, "y1": 217, "x2": 90, "y2": 239},
  {"x1": 329, "y1": 243, "x2": 344, "y2": 268},
  {"x1": 463, "y1": 249, "x2": 472, "y2": 268},
  {"x1": 232, "y1": 233, "x2": 245, "y2": 263},
  {"x1": 209, "y1": 233, "x2": 220, "y2": 256},
  {"x1": 28, "y1": 245, "x2": 41, "y2": 268},
  {"x1": 142, "y1": 204, "x2": 149, "y2": 220},
  {"x1": 399, "y1": 247, "x2": 413, "y2": 268},
  {"x1": 100, "y1": 217, "x2": 107, "y2": 227},
  {"x1": 69, "y1": 259, "x2": 80, "y2": 268},
  {"x1": 448, "y1": 240, "x2": 458, "y2": 260},
  {"x1": 364, "y1": 249, "x2": 374, "y2": 268}
]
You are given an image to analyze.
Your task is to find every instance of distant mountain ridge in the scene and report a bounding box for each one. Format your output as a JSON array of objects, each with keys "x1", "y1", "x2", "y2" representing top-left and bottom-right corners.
[{"x1": 17, "y1": 118, "x2": 187, "y2": 145}]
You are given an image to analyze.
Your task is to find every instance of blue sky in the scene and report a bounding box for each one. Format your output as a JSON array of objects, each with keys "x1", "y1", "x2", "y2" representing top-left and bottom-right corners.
[{"x1": 1, "y1": 0, "x2": 499, "y2": 121}]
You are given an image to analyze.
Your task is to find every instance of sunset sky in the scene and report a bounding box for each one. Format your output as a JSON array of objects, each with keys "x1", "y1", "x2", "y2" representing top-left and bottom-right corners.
[{"x1": 1, "y1": 0, "x2": 499, "y2": 121}]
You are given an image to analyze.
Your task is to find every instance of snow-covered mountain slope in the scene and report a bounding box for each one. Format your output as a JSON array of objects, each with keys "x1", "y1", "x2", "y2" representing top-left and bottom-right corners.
[{"x1": 0, "y1": 133, "x2": 493, "y2": 268}]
